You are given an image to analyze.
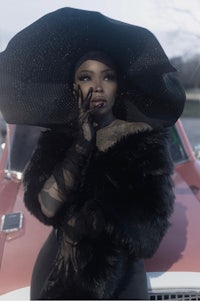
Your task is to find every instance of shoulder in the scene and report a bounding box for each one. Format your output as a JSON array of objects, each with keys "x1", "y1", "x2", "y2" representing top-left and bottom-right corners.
[
  {"x1": 97, "y1": 123, "x2": 172, "y2": 165},
  {"x1": 96, "y1": 119, "x2": 152, "y2": 152},
  {"x1": 111, "y1": 125, "x2": 170, "y2": 152},
  {"x1": 112, "y1": 119, "x2": 151, "y2": 130},
  {"x1": 96, "y1": 126, "x2": 173, "y2": 175}
]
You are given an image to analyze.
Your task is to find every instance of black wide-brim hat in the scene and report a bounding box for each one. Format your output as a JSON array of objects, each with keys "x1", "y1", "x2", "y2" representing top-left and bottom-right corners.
[{"x1": 0, "y1": 7, "x2": 185, "y2": 128}]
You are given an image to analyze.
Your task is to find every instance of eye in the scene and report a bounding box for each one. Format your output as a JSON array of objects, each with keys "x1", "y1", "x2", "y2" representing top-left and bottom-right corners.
[
  {"x1": 78, "y1": 72, "x2": 91, "y2": 81},
  {"x1": 104, "y1": 72, "x2": 117, "y2": 81}
]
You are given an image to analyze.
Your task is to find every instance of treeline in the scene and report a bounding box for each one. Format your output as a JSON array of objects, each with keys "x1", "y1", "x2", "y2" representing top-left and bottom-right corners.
[{"x1": 171, "y1": 54, "x2": 200, "y2": 89}]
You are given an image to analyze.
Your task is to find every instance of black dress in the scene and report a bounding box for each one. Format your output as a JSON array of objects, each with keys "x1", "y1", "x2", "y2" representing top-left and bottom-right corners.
[{"x1": 30, "y1": 230, "x2": 148, "y2": 300}]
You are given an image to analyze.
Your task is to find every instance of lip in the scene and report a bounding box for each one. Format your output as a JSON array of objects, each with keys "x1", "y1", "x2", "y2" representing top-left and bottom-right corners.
[
  {"x1": 92, "y1": 97, "x2": 106, "y2": 103},
  {"x1": 91, "y1": 98, "x2": 106, "y2": 108}
]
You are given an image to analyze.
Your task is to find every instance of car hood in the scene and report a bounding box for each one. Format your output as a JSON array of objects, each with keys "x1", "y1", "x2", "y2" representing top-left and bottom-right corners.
[
  {"x1": 146, "y1": 170, "x2": 200, "y2": 273},
  {"x1": 1, "y1": 170, "x2": 200, "y2": 296},
  {"x1": 145, "y1": 170, "x2": 200, "y2": 291},
  {"x1": 0, "y1": 178, "x2": 50, "y2": 296}
]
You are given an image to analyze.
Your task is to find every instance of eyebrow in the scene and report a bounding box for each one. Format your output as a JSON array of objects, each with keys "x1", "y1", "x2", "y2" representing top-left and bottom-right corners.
[{"x1": 78, "y1": 68, "x2": 115, "y2": 74}]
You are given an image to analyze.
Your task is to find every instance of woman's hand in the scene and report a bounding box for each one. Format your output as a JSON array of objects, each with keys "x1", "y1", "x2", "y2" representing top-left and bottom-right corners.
[{"x1": 74, "y1": 86, "x2": 95, "y2": 142}]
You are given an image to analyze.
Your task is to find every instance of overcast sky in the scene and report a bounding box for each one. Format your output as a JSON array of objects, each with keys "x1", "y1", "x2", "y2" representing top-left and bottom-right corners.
[{"x1": 0, "y1": 0, "x2": 200, "y2": 58}]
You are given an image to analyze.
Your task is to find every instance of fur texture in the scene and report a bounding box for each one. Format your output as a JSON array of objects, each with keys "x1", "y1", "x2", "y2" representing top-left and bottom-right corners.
[{"x1": 23, "y1": 127, "x2": 174, "y2": 299}]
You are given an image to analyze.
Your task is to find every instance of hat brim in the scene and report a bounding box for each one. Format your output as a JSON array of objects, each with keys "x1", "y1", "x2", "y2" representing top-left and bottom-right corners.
[{"x1": 0, "y1": 7, "x2": 185, "y2": 127}]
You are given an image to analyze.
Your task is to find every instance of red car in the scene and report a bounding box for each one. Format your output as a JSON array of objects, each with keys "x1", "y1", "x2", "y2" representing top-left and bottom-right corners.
[{"x1": 0, "y1": 120, "x2": 200, "y2": 300}]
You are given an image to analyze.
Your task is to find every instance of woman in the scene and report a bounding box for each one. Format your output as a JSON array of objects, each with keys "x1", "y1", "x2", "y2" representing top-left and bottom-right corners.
[{"x1": 23, "y1": 51, "x2": 175, "y2": 300}]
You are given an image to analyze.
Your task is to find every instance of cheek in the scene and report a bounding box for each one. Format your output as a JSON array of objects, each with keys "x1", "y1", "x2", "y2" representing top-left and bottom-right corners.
[
  {"x1": 110, "y1": 85, "x2": 118, "y2": 99},
  {"x1": 75, "y1": 83, "x2": 90, "y2": 98},
  {"x1": 81, "y1": 86, "x2": 91, "y2": 99},
  {"x1": 107, "y1": 87, "x2": 117, "y2": 108}
]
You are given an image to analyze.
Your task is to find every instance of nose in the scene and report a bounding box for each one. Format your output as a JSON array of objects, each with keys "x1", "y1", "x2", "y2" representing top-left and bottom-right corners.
[
  {"x1": 94, "y1": 79, "x2": 103, "y2": 92},
  {"x1": 95, "y1": 86, "x2": 103, "y2": 92}
]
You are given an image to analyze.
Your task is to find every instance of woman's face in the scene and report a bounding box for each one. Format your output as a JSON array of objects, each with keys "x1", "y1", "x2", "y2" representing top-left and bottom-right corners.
[{"x1": 74, "y1": 60, "x2": 118, "y2": 117}]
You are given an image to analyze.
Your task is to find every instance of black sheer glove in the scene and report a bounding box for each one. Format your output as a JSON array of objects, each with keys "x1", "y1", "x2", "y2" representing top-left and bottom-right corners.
[
  {"x1": 52, "y1": 87, "x2": 99, "y2": 200},
  {"x1": 32, "y1": 87, "x2": 100, "y2": 219},
  {"x1": 72, "y1": 86, "x2": 95, "y2": 153}
]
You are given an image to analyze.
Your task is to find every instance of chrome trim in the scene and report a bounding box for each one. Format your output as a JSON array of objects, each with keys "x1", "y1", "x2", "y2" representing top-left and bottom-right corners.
[{"x1": 149, "y1": 289, "x2": 200, "y2": 300}]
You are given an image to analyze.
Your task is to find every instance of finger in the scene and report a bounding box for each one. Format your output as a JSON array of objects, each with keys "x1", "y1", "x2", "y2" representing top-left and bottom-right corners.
[
  {"x1": 73, "y1": 88, "x2": 78, "y2": 101},
  {"x1": 89, "y1": 104, "x2": 103, "y2": 114},
  {"x1": 82, "y1": 88, "x2": 93, "y2": 112},
  {"x1": 80, "y1": 108, "x2": 94, "y2": 124},
  {"x1": 81, "y1": 104, "x2": 102, "y2": 124},
  {"x1": 73, "y1": 87, "x2": 81, "y2": 112},
  {"x1": 77, "y1": 85, "x2": 83, "y2": 111}
]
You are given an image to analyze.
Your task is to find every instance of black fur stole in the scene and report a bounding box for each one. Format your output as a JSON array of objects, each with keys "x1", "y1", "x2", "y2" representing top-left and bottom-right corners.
[{"x1": 23, "y1": 128, "x2": 174, "y2": 299}]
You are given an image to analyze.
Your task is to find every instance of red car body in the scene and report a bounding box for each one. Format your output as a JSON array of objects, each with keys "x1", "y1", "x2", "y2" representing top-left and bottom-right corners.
[{"x1": 0, "y1": 120, "x2": 200, "y2": 300}]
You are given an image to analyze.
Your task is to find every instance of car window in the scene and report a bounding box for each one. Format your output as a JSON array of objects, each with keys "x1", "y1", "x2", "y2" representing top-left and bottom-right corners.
[
  {"x1": 169, "y1": 126, "x2": 188, "y2": 164},
  {"x1": 8, "y1": 125, "x2": 42, "y2": 172}
]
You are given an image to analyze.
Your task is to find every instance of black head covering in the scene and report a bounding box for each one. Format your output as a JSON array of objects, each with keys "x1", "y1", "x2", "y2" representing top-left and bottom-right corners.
[
  {"x1": 70, "y1": 50, "x2": 118, "y2": 89},
  {"x1": 0, "y1": 7, "x2": 185, "y2": 128},
  {"x1": 74, "y1": 51, "x2": 117, "y2": 73}
]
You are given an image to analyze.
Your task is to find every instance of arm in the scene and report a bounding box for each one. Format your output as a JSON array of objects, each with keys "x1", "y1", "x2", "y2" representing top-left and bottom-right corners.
[
  {"x1": 23, "y1": 130, "x2": 92, "y2": 225},
  {"x1": 37, "y1": 139, "x2": 93, "y2": 219},
  {"x1": 23, "y1": 88, "x2": 96, "y2": 225}
]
